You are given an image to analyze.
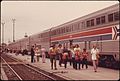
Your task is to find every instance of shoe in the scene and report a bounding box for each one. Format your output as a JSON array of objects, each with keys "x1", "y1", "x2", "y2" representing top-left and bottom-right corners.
[
  {"x1": 94, "y1": 70, "x2": 97, "y2": 72},
  {"x1": 55, "y1": 68, "x2": 57, "y2": 70}
]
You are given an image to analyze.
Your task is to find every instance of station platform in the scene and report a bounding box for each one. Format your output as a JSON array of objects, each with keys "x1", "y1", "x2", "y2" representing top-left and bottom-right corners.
[{"x1": 2, "y1": 53, "x2": 119, "y2": 80}]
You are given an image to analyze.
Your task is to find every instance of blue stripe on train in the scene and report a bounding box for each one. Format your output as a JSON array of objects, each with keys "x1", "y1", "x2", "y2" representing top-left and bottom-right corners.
[{"x1": 73, "y1": 34, "x2": 112, "y2": 42}]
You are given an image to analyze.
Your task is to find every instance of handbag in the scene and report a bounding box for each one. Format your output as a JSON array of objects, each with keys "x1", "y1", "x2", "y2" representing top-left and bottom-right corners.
[{"x1": 96, "y1": 54, "x2": 100, "y2": 59}]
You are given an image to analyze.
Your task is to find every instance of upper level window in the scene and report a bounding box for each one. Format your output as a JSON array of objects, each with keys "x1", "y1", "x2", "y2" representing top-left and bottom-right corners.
[
  {"x1": 86, "y1": 20, "x2": 90, "y2": 27},
  {"x1": 61, "y1": 28, "x2": 64, "y2": 34},
  {"x1": 101, "y1": 16, "x2": 106, "y2": 24},
  {"x1": 77, "y1": 23, "x2": 80, "y2": 30},
  {"x1": 66, "y1": 26, "x2": 69, "y2": 32},
  {"x1": 114, "y1": 11, "x2": 119, "y2": 21},
  {"x1": 91, "y1": 19, "x2": 94, "y2": 26},
  {"x1": 71, "y1": 25, "x2": 74, "y2": 31},
  {"x1": 108, "y1": 13, "x2": 113, "y2": 22},
  {"x1": 96, "y1": 17, "x2": 100, "y2": 25},
  {"x1": 63, "y1": 27, "x2": 65, "y2": 33},
  {"x1": 81, "y1": 22, "x2": 85, "y2": 28},
  {"x1": 78, "y1": 23, "x2": 80, "y2": 29},
  {"x1": 68, "y1": 26, "x2": 71, "y2": 32}
]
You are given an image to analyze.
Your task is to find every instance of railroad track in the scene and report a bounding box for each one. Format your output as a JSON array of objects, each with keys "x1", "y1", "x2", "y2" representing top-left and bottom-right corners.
[{"x1": 1, "y1": 54, "x2": 66, "y2": 80}]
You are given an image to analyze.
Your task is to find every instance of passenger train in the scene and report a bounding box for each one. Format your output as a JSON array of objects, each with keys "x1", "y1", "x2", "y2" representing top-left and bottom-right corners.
[{"x1": 7, "y1": 4, "x2": 119, "y2": 69}]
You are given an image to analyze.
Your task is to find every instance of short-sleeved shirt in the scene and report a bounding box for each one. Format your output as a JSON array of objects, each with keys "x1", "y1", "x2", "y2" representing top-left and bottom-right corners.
[
  {"x1": 91, "y1": 48, "x2": 99, "y2": 60},
  {"x1": 49, "y1": 47, "x2": 56, "y2": 55},
  {"x1": 82, "y1": 52, "x2": 88, "y2": 59},
  {"x1": 74, "y1": 48, "x2": 81, "y2": 55}
]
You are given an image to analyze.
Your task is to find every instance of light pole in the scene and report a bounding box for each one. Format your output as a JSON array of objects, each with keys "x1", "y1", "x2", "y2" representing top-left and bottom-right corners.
[
  {"x1": 1, "y1": 22, "x2": 5, "y2": 44},
  {"x1": 12, "y1": 19, "x2": 16, "y2": 42}
]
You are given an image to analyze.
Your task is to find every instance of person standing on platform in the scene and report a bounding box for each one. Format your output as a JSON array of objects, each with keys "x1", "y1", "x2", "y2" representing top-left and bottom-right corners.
[
  {"x1": 70, "y1": 45, "x2": 75, "y2": 69},
  {"x1": 91, "y1": 44, "x2": 100, "y2": 72},
  {"x1": 31, "y1": 46, "x2": 35, "y2": 63},
  {"x1": 49, "y1": 45, "x2": 57, "y2": 70},
  {"x1": 57, "y1": 44, "x2": 63, "y2": 67},
  {"x1": 62, "y1": 46, "x2": 69, "y2": 69},
  {"x1": 68, "y1": 47, "x2": 72, "y2": 66},
  {"x1": 41, "y1": 47, "x2": 46, "y2": 63},
  {"x1": 82, "y1": 48, "x2": 88, "y2": 69},
  {"x1": 34, "y1": 47, "x2": 40, "y2": 62},
  {"x1": 74, "y1": 44, "x2": 81, "y2": 70}
]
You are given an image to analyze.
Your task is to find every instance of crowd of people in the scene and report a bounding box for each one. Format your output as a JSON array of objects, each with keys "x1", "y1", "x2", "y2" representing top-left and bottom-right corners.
[{"x1": 30, "y1": 43, "x2": 100, "y2": 72}]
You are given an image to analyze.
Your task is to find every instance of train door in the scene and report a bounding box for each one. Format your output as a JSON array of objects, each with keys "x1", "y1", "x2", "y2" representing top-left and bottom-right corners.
[
  {"x1": 69, "y1": 40, "x2": 73, "y2": 48},
  {"x1": 85, "y1": 41, "x2": 87, "y2": 49}
]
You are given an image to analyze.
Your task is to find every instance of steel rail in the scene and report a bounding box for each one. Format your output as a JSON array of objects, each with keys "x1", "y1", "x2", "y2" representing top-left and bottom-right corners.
[
  {"x1": 3, "y1": 55, "x2": 56, "y2": 80},
  {"x1": 1, "y1": 57, "x2": 23, "y2": 80},
  {"x1": 23, "y1": 64, "x2": 56, "y2": 80}
]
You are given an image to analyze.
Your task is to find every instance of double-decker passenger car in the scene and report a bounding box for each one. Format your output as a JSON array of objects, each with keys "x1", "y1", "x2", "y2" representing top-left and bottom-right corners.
[{"x1": 8, "y1": 4, "x2": 119, "y2": 69}]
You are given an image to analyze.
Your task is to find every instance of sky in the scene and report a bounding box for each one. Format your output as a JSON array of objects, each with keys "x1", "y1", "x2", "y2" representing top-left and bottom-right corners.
[{"x1": 1, "y1": 1, "x2": 119, "y2": 44}]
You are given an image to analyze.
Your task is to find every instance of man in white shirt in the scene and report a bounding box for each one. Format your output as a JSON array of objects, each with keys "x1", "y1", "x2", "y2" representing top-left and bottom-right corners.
[{"x1": 91, "y1": 44, "x2": 99, "y2": 72}]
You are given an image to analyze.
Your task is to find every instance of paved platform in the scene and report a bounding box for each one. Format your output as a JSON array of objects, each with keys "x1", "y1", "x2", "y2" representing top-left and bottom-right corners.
[{"x1": 3, "y1": 53, "x2": 120, "y2": 80}]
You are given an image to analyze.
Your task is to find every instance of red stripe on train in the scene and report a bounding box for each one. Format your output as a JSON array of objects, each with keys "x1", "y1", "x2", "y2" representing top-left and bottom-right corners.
[{"x1": 51, "y1": 27, "x2": 112, "y2": 41}]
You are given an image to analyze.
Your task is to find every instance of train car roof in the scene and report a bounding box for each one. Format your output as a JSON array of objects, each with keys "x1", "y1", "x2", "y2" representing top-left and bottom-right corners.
[{"x1": 51, "y1": 3, "x2": 119, "y2": 30}]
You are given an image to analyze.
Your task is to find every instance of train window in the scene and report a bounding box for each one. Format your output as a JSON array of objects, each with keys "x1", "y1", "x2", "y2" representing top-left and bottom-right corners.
[
  {"x1": 55, "y1": 30, "x2": 58, "y2": 35},
  {"x1": 51, "y1": 31, "x2": 53, "y2": 36},
  {"x1": 61, "y1": 28, "x2": 64, "y2": 34},
  {"x1": 85, "y1": 41, "x2": 87, "y2": 49},
  {"x1": 71, "y1": 25, "x2": 74, "y2": 31},
  {"x1": 56, "y1": 29, "x2": 58, "y2": 35},
  {"x1": 108, "y1": 13, "x2": 114, "y2": 22},
  {"x1": 52, "y1": 31, "x2": 54, "y2": 36},
  {"x1": 55, "y1": 30, "x2": 57, "y2": 35},
  {"x1": 81, "y1": 22, "x2": 85, "y2": 28},
  {"x1": 68, "y1": 26, "x2": 71, "y2": 32},
  {"x1": 60, "y1": 28, "x2": 62, "y2": 34},
  {"x1": 77, "y1": 23, "x2": 80, "y2": 30},
  {"x1": 73, "y1": 23, "x2": 78, "y2": 31},
  {"x1": 58, "y1": 29, "x2": 60, "y2": 34},
  {"x1": 91, "y1": 19, "x2": 94, "y2": 26},
  {"x1": 114, "y1": 12, "x2": 119, "y2": 21},
  {"x1": 73, "y1": 24, "x2": 76, "y2": 31},
  {"x1": 77, "y1": 23, "x2": 79, "y2": 30},
  {"x1": 63, "y1": 27, "x2": 65, "y2": 33},
  {"x1": 78, "y1": 23, "x2": 80, "y2": 29},
  {"x1": 86, "y1": 20, "x2": 90, "y2": 27},
  {"x1": 88, "y1": 41, "x2": 91, "y2": 49},
  {"x1": 66, "y1": 26, "x2": 69, "y2": 32},
  {"x1": 101, "y1": 16, "x2": 106, "y2": 24},
  {"x1": 54, "y1": 30, "x2": 56, "y2": 35},
  {"x1": 96, "y1": 17, "x2": 100, "y2": 25}
]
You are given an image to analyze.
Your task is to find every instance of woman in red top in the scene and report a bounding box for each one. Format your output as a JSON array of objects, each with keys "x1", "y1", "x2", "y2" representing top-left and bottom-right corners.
[
  {"x1": 82, "y1": 48, "x2": 88, "y2": 69},
  {"x1": 74, "y1": 44, "x2": 81, "y2": 70}
]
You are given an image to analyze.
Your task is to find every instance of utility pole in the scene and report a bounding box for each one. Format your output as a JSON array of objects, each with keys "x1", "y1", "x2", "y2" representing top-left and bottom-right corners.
[
  {"x1": 12, "y1": 19, "x2": 16, "y2": 42},
  {"x1": 1, "y1": 22, "x2": 5, "y2": 44},
  {"x1": 1, "y1": 22, "x2": 5, "y2": 52}
]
